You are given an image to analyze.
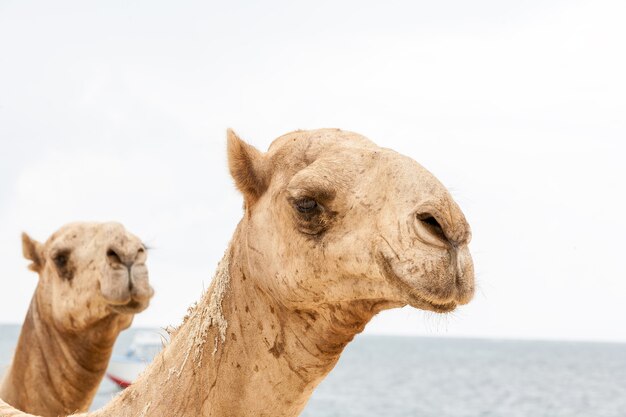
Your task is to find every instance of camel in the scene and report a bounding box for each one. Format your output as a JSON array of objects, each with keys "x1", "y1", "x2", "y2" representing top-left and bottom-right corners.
[
  {"x1": 0, "y1": 128, "x2": 474, "y2": 417},
  {"x1": 0, "y1": 223, "x2": 154, "y2": 417}
]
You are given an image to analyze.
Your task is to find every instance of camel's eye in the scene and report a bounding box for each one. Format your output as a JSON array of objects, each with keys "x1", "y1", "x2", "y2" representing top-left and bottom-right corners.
[
  {"x1": 295, "y1": 198, "x2": 318, "y2": 213},
  {"x1": 52, "y1": 250, "x2": 74, "y2": 281},
  {"x1": 53, "y1": 252, "x2": 68, "y2": 268},
  {"x1": 289, "y1": 195, "x2": 336, "y2": 236}
]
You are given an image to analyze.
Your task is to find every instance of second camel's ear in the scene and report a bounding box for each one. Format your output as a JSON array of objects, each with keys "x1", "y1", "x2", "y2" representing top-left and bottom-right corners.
[
  {"x1": 226, "y1": 129, "x2": 268, "y2": 205},
  {"x1": 22, "y1": 233, "x2": 44, "y2": 273}
]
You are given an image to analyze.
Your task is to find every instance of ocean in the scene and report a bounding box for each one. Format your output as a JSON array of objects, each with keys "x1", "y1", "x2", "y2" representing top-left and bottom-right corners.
[{"x1": 1, "y1": 325, "x2": 625, "y2": 416}]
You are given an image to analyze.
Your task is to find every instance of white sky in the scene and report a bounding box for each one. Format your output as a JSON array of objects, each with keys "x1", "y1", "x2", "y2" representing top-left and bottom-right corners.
[{"x1": 0, "y1": 0, "x2": 624, "y2": 342}]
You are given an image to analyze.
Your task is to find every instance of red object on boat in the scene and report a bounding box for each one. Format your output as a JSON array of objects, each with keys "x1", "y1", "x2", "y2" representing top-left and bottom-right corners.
[{"x1": 106, "y1": 373, "x2": 131, "y2": 389}]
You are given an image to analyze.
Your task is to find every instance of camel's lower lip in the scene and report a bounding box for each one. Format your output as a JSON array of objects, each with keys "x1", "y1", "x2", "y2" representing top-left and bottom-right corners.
[
  {"x1": 399, "y1": 284, "x2": 457, "y2": 313},
  {"x1": 377, "y1": 254, "x2": 458, "y2": 313},
  {"x1": 109, "y1": 300, "x2": 146, "y2": 314}
]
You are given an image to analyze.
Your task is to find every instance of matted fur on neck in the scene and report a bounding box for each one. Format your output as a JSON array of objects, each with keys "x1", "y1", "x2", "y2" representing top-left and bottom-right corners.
[{"x1": 166, "y1": 246, "x2": 232, "y2": 378}]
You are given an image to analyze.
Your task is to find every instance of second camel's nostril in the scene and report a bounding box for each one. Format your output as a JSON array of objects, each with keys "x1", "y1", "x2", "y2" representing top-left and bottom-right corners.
[
  {"x1": 107, "y1": 248, "x2": 121, "y2": 263},
  {"x1": 416, "y1": 213, "x2": 448, "y2": 243},
  {"x1": 107, "y1": 248, "x2": 134, "y2": 268}
]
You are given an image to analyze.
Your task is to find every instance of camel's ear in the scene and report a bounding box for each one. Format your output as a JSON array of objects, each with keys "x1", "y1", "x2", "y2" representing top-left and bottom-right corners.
[
  {"x1": 22, "y1": 233, "x2": 44, "y2": 273},
  {"x1": 227, "y1": 129, "x2": 267, "y2": 204}
]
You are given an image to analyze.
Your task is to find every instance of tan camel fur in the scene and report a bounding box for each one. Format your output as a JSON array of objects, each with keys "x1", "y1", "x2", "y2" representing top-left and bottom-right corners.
[
  {"x1": 0, "y1": 223, "x2": 153, "y2": 416},
  {"x1": 0, "y1": 128, "x2": 474, "y2": 417}
]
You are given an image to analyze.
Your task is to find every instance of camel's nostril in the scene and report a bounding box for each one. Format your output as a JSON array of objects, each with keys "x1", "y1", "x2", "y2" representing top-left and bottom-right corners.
[
  {"x1": 416, "y1": 213, "x2": 448, "y2": 243},
  {"x1": 420, "y1": 215, "x2": 439, "y2": 228},
  {"x1": 107, "y1": 248, "x2": 136, "y2": 268},
  {"x1": 107, "y1": 249, "x2": 121, "y2": 263}
]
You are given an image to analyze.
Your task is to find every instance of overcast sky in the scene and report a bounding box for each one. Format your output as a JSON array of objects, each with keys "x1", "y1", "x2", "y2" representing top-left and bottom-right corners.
[{"x1": 0, "y1": 0, "x2": 624, "y2": 342}]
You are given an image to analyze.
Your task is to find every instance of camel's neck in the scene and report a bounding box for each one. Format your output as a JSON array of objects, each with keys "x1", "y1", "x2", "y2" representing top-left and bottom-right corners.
[
  {"x1": 95, "y1": 230, "x2": 385, "y2": 417},
  {"x1": 0, "y1": 288, "x2": 122, "y2": 417}
]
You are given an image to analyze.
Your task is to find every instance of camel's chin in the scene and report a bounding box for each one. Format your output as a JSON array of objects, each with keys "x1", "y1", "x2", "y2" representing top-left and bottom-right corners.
[
  {"x1": 378, "y1": 255, "x2": 461, "y2": 314},
  {"x1": 109, "y1": 299, "x2": 149, "y2": 315}
]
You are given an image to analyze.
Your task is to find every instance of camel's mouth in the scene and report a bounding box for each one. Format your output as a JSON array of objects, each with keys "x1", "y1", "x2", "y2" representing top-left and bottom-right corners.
[
  {"x1": 377, "y1": 254, "x2": 459, "y2": 314},
  {"x1": 109, "y1": 299, "x2": 148, "y2": 315}
]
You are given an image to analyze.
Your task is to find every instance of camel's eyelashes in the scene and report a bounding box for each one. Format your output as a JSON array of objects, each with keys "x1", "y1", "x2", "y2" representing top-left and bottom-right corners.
[
  {"x1": 290, "y1": 196, "x2": 336, "y2": 236},
  {"x1": 295, "y1": 198, "x2": 318, "y2": 213}
]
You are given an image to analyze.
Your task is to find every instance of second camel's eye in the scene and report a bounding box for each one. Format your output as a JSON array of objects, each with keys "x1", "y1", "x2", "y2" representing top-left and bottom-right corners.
[
  {"x1": 295, "y1": 198, "x2": 318, "y2": 213},
  {"x1": 54, "y1": 254, "x2": 68, "y2": 268}
]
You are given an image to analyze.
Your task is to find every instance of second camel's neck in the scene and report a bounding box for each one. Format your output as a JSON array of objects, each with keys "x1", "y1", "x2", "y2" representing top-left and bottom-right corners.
[{"x1": 0, "y1": 293, "x2": 120, "y2": 417}]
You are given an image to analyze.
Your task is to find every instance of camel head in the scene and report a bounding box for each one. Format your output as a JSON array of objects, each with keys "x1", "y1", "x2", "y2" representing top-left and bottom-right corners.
[
  {"x1": 21, "y1": 222, "x2": 154, "y2": 331},
  {"x1": 228, "y1": 129, "x2": 474, "y2": 314}
]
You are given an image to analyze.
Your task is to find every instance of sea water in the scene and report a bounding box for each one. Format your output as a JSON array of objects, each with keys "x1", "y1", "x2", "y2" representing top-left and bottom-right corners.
[{"x1": 1, "y1": 325, "x2": 625, "y2": 417}]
